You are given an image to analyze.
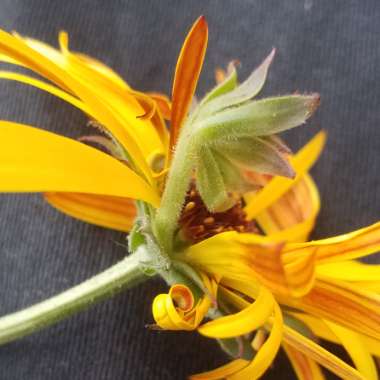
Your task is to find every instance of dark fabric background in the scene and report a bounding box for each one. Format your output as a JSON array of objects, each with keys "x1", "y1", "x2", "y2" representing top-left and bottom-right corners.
[{"x1": 0, "y1": 0, "x2": 379, "y2": 379}]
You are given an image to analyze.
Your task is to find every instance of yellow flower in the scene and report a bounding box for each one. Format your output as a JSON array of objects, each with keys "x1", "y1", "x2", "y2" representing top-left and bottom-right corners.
[
  {"x1": 0, "y1": 15, "x2": 379, "y2": 380},
  {"x1": 0, "y1": 26, "x2": 167, "y2": 227}
]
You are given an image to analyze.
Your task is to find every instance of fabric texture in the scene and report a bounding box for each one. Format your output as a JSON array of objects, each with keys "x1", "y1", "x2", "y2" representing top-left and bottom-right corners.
[{"x1": 0, "y1": 0, "x2": 379, "y2": 379}]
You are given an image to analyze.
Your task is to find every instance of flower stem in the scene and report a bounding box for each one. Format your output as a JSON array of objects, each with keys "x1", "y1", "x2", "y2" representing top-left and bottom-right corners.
[
  {"x1": 0, "y1": 253, "x2": 146, "y2": 345},
  {"x1": 155, "y1": 133, "x2": 194, "y2": 252}
]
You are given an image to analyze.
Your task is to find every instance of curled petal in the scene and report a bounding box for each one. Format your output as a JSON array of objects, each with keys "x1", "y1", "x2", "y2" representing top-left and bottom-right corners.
[
  {"x1": 198, "y1": 287, "x2": 274, "y2": 339},
  {"x1": 228, "y1": 302, "x2": 283, "y2": 380},
  {"x1": 152, "y1": 284, "x2": 211, "y2": 331},
  {"x1": 147, "y1": 92, "x2": 172, "y2": 120}
]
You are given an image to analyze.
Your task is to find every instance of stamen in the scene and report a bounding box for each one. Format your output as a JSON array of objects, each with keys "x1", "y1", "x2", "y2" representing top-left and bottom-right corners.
[
  {"x1": 179, "y1": 183, "x2": 258, "y2": 243},
  {"x1": 184, "y1": 201, "x2": 196, "y2": 212}
]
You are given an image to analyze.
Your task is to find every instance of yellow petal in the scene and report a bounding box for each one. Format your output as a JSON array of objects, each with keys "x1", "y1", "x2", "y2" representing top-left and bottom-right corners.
[
  {"x1": 198, "y1": 287, "x2": 274, "y2": 339},
  {"x1": 255, "y1": 174, "x2": 320, "y2": 242},
  {"x1": 282, "y1": 324, "x2": 365, "y2": 380},
  {"x1": 324, "y1": 320, "x2": 378, "y2": 380},
  {"x1": 152, "y1": 284, "x2": 210, "y2": 331},
  {"x1": 244, "y1": 131, "x2": 326, "y2": 220},
  {"x1": 0, "y1": 70, "x2": 93, "y2": 115},
  {"x1": 0, "y1": 29, "x2": 154, "y2": 180},
  {"x1": 292, "y1": 312, "x2": 380, "y2": 358},
  {"x1": 169, "y1": 16, "x2": 208, "y2": 156},
  {"x1": 0, "y1": 121, "x2": 159, "y2": 206},
  {"x1": 228, "y1": 303, "x2": 283, "y2": 380},
  {"x1": 285, "y1": 222, "x2": 380, "y2": 264},
  {"x1": 298, "y1": 278, "x2": 380, "y2": 340},
  {"x1": 44, "y1": 192, "x2": 136, "y2": 232},
  {"x1": 240, "y1": 236, "x2": 316, "y2": 298},
  {"x1": 283, "y1": 342, "x2": 325, "y2": 380},
  {"x1": 317, "y1": 260, "x2": 380, "y2": 282},
  {"x1": 189, "y1": 359, "x2": 249, "y2": 380}
]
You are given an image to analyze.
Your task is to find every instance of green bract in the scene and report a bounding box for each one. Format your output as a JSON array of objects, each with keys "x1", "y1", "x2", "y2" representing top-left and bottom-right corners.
[{"x1": 154, "y1": 50, "x2": 319, "y2": 253}]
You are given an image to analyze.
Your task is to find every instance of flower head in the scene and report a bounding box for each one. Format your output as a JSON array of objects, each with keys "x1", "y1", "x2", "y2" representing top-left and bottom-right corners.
[{"x1": 0, "y1": 15, "x2": 378, "y2": 380}]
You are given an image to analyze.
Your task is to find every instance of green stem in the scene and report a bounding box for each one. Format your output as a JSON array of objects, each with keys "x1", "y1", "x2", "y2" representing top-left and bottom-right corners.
[
  {"x1": 154, "y1": 133, "x2": 195, "y2": 252},
  {"x1": 0, "y1": 253, "x2": 146, "y2": 345}
]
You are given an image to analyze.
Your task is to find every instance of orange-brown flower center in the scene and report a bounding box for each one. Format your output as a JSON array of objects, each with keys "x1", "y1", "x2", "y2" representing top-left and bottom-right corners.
[{"x1": 179, "y1": 184, "x2": 258, "y2": 243}]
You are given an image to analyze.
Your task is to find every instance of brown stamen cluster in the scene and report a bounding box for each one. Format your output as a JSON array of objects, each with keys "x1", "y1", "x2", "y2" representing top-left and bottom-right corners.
[{"x1": 179, "y1": 184, "x2": 258, "y2": 243}]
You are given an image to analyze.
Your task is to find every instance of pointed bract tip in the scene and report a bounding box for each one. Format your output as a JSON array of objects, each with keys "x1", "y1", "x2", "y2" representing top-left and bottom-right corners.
[
  {"x1": 307, "y1": 93, "x2": 321, "y2": 116},
  {"x1": 269, "y1": 47, "x2": 276, "y2": 59}
]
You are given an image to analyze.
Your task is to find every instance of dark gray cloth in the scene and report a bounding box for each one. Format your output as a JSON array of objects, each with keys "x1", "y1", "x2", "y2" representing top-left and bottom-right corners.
[{"x1": 0, "y1": 0, "x2": 379, "y2": 379}]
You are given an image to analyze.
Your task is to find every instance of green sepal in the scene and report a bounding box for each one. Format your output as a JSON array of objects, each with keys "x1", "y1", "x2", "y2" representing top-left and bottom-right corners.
[
  {"x1": 217, "y1": 337, "x2": 255, "y2": 361},
  {"x1": 213, "y1": 136, "x2": 295, "y2": 178},
  {"x1": 196, "y1": 147, "x2": 235, "y2": 212},
  {"x1": 200, "y1": 49, "x2": 275, "y2": 117},
  {"x1": 196, "y1": 94, "x2": 320, "y2": 142},
  {"x1": 201, "y1": 63, "x2": 238, "y2": 105}
]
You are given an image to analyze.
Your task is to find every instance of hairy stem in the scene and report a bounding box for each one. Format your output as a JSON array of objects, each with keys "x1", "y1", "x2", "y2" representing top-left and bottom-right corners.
[
  {"x1": 154, "y1": 132, "x2": 195, "y2": 253},
  {"x1": 0, "y1": 253, "x2": 146, "y2": 345}
]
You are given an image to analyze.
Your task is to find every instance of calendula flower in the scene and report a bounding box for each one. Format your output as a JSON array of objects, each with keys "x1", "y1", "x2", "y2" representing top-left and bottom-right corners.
[{"x1": 0, "y1": 15, "x2": 378, "y2": 380}]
